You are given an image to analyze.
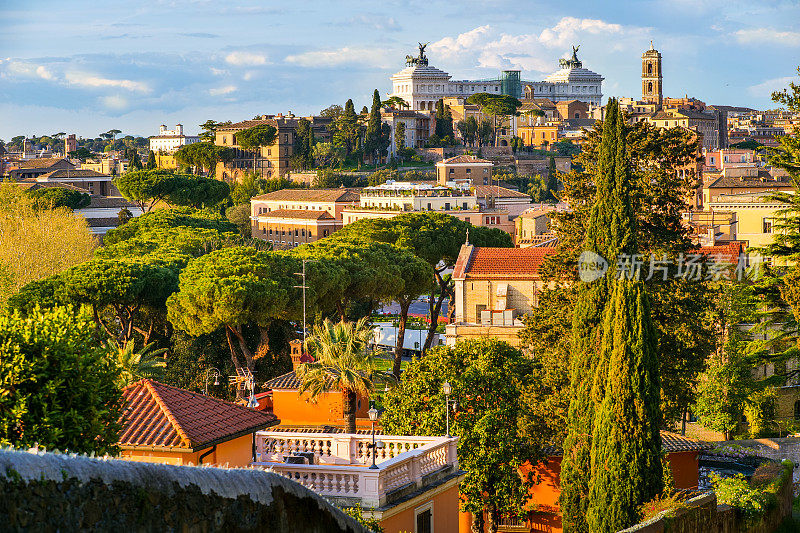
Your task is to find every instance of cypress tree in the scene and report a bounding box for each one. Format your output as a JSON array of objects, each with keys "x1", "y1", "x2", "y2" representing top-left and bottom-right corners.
[
  {"x1": 146, "y1": 150, "x2": 157, "y2": 170},
  {"x1": 435, "y1": 99, "x2": 445, "y2": 137},
  {"x1": 364, "y1": 89, "x2": 383, "y2": 164},
  {"x1": 585, "y1": 99, "x2": 662, "y2": 532},
  {"x1": 442, "y1": 105, "x2": 454, "y2": 142},
  {"x1": 560, "y1": 99, "x2": 634, "y2": 532},
  {"x1": 546, "y1": 156, "x2": 558, "y2": 201}
]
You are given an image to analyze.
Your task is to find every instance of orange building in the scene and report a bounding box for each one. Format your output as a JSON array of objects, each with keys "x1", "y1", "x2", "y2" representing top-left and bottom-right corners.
[
  {"x1": 118, "y1": 379, "x2": 278, "y2": 467},
  {"x1": 520, "y1": 432, "x2": 707, "y2": 532},
  {"x1": 263, "y1": 340, "x2": 370, "y2": 428}
]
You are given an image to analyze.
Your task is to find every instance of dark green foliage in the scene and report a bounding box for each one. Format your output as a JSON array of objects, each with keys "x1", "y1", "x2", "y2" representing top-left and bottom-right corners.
[
  {"x1": 103, "y1": 207, "x2": 236, "y2": 246},
  {"x1": 554, "y1": 139, "x2": 581, "y2": 157},
  {"x1": 364, "y1": 90, "x2": 384, "y2": 163},
  {"x1": 146, "y1": 150, "x2": 157, "y2": 169},
  {"x1": 587, "y1": 280, "x2": 663, "y2": 532},
  {"x1": 166, "y1": 247, "x2": 300, "y2": 373},
  {"x1": 236, "y1": 124, "x2": 277, "y2": 150},
  {"x1": 7, "y1": 276, "x2": 70, "y2": 316},
  {"x1": 546, "y1": 156, "x2": 559, "y2": 200},
  {"x1": 382, "y1": 339, "x2": 539, "y2": 532},
  {"x1": 291, "y1": 118, "x2": 316, "y2": 171},
  {"x1": 173, "y1": 142, "x2": 234, "y2": 176},
  {"x1": 114, "y1": 169, "x2": 178, "y2": 212},
  {"x1": 226, "y1": 203, "x2": 252, "y2": 237},
  {"x1": 25, "y1": 187, "x2": 90, "y2": 210},
  {"x1": 332, "y1": 99, "x2": 361, "y2": 159},
  {"x1": 167, "y1": 175, "x2": 230, "y2": 209},
  {"x1": 0, "y1": 307, "x2": 122, "y2": 454},
  {"x1": 457, "y1": 116, "x2": 478, "y2": 147},
  {"x1": 394, "y1": 122, "x2": 406, "y2": 154}
]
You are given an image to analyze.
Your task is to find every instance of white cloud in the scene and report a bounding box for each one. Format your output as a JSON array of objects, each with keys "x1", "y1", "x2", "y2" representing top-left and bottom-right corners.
[
  {"x1": 65, "y1": 71, "x2": 151, "y2": 93},
  {"x1": 347, "y1": 14, "x2": 401, "y2": 32},
  {"x1": 538, "y1": 17, "x2": 623, "y2": 49},
  {"x1": 4, "y1": 61, "x2": 59, "y2": 81},
  {"x1": 735, "y1": 28, "x2": 800, "y2": 47},
  {"x1": 285, "y1": 47, "x2": 392, "y2": 68},
  {"x1": 208, "y1": 85, "x2": 237, "y2": 96},
  {"x1": 209, "y1": 67, "x2": 228, "y2": 76},
  {"x1": 429, "y1": 18, "x2": 640, "y2": 74},
  {"x1": 225, "y1": 51, "x2": 269, "y2": 66},
  {"x1": 748, "y1": 76, "x2": 799, "y2": 97},
  {"x1": 100, "y1": 95, "x2": 129, "y2": 110}
]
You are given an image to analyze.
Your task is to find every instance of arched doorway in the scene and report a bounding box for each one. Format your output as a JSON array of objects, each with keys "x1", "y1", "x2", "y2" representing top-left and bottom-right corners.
[{"x1": 500, "y1": 139, "x2": 508, "y2": 146}]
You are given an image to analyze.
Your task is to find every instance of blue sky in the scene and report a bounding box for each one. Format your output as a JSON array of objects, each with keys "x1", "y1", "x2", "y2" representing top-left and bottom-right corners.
[{"x1": 1, "y1": 0, "x2": 799, "y2": 140}]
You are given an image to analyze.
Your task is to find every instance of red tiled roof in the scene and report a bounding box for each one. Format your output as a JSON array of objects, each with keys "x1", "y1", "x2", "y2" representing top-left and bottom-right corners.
[
  {"x1": 252, "y1": 189, "x2": 360, "y2": 203},
  {"x1": 474, "y1": 185, "x2": 531, "y2": 199},
  {"x1": 544, "y1": 431, "x2": 708, "y2": 457},
  {"x1": 16, "y1": 157, "x2": 74, "y2": 170},
  {"x1": 453, "y1": 245, "x2": 556, "y2": 279},
  {"x1": 439, "y1": 155, "x2": 493, "y2": 165},
  {"x1": 119, "y1": 379, "x2": 278, "y2": 452},
  {"x1": 258, "y1": 209, "x2": 334, "y2": 220},
  {"x1": 698, "y1": 242, "x2": 743, "y2": 265}
]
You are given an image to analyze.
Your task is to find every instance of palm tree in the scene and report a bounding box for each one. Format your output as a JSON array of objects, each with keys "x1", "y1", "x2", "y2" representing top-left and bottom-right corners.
[
  {"x1": 115, "y1": 341, "x2": 167, "y2": 387},
  {"x1": 297, "y1": 318, "x2": 396, "y2": 433}
]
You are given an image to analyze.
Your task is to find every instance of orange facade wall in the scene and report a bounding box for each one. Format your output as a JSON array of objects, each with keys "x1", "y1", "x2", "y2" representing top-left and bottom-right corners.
[
  {"x1": 271, "y1": 389, "x2": 368, "y2": 426},
  {"x1": 119, "y1": 434, "x2": 256, "y2": 468},
  {"x1": 525, "y1": 452, "x2": 699, "y2": 533},
  {"x1": 379, "y1": 482, "x2": 461, "y2": 533}
]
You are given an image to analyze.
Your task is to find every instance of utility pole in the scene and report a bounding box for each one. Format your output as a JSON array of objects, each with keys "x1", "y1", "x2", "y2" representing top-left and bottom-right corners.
[{"x1": 294, "y1": 259, "x2": 311, "y2": 348}]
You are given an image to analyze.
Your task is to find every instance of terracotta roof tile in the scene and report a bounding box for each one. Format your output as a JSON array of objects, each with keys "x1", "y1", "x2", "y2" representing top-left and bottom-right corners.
[
  {"x1": 119, "y1": 379, "x2": 278, "y2": 451},
  {"x1": 708, "y1": 176, "x2": 792, "y2": 189},
  {"x1": 39, "y1": 169, "x2": 110, "y2": 180},
  {"x1": 439, "y1": 155, "x2": 493, "y2": 165},
  {"x1": 17, "y1": 157, "x2": 74, "y2": 170},
  {"x1": 544, "y1": 431, "x2": 708, "y2": 457},
  {"x1": 698, "y1": 242, "x2": 743, "y2": 265},
  {"x1": 258, "y1": 209, "x2": 334, "y2": 220},
  {"x1": 454, "y1": 246, "x2": 557, "y2": 279},
  {"x1": 473, "y1": 185, "x2": 531, "y2": 199},
  {"x1": 251, "y1": 189, "x2": 360, "y2": 203}
]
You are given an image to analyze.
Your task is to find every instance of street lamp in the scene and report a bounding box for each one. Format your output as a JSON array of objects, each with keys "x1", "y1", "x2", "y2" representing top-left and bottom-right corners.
[
  {"x1": 442, "y1": 381, "x2": 456, "y2": 438},
  {"x1": 368, "y1": 407, "x2": 379, "y2": 469},
  {"x1": 204, "y1": 367, "x2": 221, "y2": 395}
]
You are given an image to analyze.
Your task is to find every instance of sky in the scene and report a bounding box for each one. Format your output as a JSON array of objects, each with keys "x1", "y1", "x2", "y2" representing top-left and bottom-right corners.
[{"x1": 1, "y1": 0, "x2": 799, "y2": 140}]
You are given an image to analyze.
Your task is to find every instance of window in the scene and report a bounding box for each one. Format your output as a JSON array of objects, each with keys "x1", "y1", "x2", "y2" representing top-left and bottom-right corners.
[
  {"x1": 464, "y1": 217, "x2": 470, "y2": 223},
  {"x1": 466, "y1": 168, "x2": 471, "y2": 174},
  {"x1": 763, "y1": 219, "x2": 772, "y2": 233},
  {"x1": 415, "y1": 503, "x2": 433, "y2": 533},
  {"x1": 794, "y1": 400, "x2": 800, "y2": 421},
  {"x1": 449, "y1": 168, "x2": 454, "y2": 174},
  {"x1": 462, "y1": 202, "x2": 467, "y2": 209},
  {"x1": 323, "y1": 229, "x2": 329, "y2": 237}
]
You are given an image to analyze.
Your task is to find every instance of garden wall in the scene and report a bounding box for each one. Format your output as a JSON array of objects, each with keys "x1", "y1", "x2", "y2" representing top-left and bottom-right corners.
[
  {"x1": 618, "y1": 462, "x2": 793, "y2": 533},
  {"x1": 0, "y1": 447, "x2": 368, "y2": 533}
]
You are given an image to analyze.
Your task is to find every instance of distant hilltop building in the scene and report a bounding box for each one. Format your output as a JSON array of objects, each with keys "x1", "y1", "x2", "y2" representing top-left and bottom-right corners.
[
  {"x1": 388, "y1": 43, "x2": 603, "y2": 112},
  {"x1": 149, "y1": 124, "x2": 200, "y2": 153}
]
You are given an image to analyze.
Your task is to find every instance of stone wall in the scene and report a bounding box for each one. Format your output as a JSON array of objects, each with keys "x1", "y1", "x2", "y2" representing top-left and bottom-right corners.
[
  {"x1": 618, "y1": 461, "x2": 794, "y2": 533},
  {"x1": 0, "y1": 448, "x2": 368, "y2": 533}
]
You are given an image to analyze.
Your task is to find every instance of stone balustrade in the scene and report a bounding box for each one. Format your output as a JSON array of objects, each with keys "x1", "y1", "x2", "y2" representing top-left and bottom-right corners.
[{"x1": 252, "y1": 431, "x2": 459, "y2": 508}]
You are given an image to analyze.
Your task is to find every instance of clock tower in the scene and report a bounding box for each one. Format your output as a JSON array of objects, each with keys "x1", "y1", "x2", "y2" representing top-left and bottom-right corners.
[{"x1": 642, "y1": 42, "x2": 662, "y2": 108}]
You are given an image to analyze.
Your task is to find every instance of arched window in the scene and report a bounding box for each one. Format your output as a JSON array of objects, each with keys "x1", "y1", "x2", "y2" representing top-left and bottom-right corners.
[
  {"x1": 648, "y1": 63, "x2": 653, "y2": 75},
  {"x1": 648, "y1": 82, "x2": 653, "y2": 93},
  {"x1": 794, "y1": 400, "x2": 800, "y2": 420}
]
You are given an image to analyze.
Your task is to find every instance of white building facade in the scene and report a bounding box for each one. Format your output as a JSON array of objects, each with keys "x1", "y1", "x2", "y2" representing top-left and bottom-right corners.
[
  {"x1": 388, "y1": 45, "x2": 603, "y2": 111},
  {"x1": 148, "y1": 124, "x2": 200, "y2": 153}
]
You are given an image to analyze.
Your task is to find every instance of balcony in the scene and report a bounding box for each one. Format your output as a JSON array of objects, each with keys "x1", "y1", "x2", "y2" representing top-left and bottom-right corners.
[{"x1": 252, "y1": 431, "x2": 459, "y2": 508}]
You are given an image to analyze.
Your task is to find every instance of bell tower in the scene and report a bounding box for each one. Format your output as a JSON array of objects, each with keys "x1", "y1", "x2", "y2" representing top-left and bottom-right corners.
[{"x1": 641, "y1": 42, "x2": 662, "y2": 108}]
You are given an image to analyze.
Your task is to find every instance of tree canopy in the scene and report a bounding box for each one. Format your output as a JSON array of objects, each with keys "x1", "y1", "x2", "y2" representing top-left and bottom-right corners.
[
  {"x1": 236, "y1": 124, "x2": 277, "y2": 150},
  {"x1": 382, "y1": 338, "x2": 539, "y2": 532},
  {"x1": 173, "y1": 142, "x2": 234, "y2": 176},
  {"x1": 24, "y1": 187, "x2": 91, "y2": 210},
  {"x1": 0, "y1": 307, "x2": 122, "y2": 455},
  {"x1": 167, "y1": 247, "x2": 300, "y2": 372}
]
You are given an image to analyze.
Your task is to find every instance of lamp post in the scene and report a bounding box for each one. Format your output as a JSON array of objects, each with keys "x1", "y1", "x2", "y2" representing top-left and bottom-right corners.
[
  {"x1": 368, "y1": 407, "x2": 379, "y2": 469},
  {"x1": 442, "y1": 381, "x2": 455, "y2": 438},
  {"x1": 204, "y1": 367, "x2": 221, "y2": 395}
]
